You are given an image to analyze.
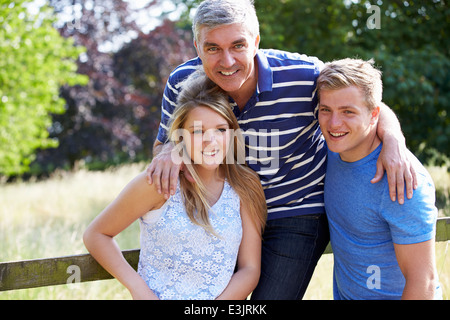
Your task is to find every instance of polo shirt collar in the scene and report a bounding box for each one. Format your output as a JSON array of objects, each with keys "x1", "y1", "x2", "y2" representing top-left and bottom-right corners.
[{"x1": 255, "y1": 50, "x2": 273, "y2": 94}]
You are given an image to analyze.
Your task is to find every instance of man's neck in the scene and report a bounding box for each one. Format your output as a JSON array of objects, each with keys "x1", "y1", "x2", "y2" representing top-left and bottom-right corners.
[{"x1": 229, "y1": 58, "x2": 259, "y2": 111}]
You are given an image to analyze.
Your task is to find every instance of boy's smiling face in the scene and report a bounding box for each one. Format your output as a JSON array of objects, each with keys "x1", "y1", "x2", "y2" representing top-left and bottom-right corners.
[{"x1": 318, "y1": 85, "x2": 381, "y2": 162}]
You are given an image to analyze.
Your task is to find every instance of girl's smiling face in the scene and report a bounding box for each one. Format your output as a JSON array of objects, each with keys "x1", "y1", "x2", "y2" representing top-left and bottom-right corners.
[{"x1": 182, "y1": 105, "x2": 231, "y2": 171}]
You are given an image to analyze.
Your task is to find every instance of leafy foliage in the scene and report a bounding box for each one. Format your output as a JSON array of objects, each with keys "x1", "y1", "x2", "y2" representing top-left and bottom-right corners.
[
  {"x1": 31, "y1": 1, "x2": 195, "y2": 175},
  {"x1": 1, "y1": 0, "x2": 448, "y2": 178},
  {"x1": 256, "y1": 0, "x2": 450, "y2": 165},
  {"x1": 169, "y1": 0, "x2": 450, "y2": 164},
  {"x1": 0, "y1": 0, "x2": 87, "y2": 176}
]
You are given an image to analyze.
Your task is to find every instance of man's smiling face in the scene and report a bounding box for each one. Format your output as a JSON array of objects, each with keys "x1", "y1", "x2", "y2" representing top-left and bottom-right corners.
[{"x1": 194, "y1": 23, "x2": 259, "y2": 101}]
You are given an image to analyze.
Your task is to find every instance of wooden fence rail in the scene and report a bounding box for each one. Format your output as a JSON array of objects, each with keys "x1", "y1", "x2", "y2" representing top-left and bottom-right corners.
[{"x1": 1, "y1": 217, "x2": 449, "y2": 292}]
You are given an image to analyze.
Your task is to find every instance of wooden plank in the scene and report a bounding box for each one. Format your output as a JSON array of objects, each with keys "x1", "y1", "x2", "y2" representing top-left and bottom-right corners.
[
  {"x1": 322, "y1": 217, "x2": 450, "y2": 254},
  {"x1": 323, "y1": 217, "x2": 449, "y2": 254},
  {"x1": 436, "y1": 216, "x2": 450, "y2": 242},
  {"x1": 0, "y1": 249, "x2": 140, "y2": 291},
  {"x1": 0, "y1": 218, "x2": 448, "y2": 292}
]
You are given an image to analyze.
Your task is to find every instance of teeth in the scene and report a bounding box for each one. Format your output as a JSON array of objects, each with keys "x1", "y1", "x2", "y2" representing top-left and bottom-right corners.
[
  {"x1": 330, "y1": 132, "x2": 347, "y2": 137},
  {"x1": 220, "y1": 71, "x2": 236, "y2": 76},
  {"x1": 203, "y1": 150, "x2": 218, "y2": 156}
]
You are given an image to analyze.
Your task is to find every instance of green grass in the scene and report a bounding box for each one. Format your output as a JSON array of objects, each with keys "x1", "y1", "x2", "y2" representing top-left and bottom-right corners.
[{"x1": 0, "y1": 164, "x2": 448, "y2": 300}]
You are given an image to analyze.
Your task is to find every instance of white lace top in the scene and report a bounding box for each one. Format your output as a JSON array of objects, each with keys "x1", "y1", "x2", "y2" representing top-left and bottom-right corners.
[{"x1": 137, "y1": 180, "x2": 242, "y2": 300}]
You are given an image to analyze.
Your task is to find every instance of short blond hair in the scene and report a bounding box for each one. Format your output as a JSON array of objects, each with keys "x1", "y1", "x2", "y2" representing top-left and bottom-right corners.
[{"x1": 317, "y1": 58, "x2": 383, "y2": 110}]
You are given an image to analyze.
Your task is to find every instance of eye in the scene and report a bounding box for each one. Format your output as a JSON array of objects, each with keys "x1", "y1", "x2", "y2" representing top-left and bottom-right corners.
[
  {"x1": 192, "y1": 129, "x2": 203, "y2": 134},
  {"x1": 207, "y1": 46, "x2": 218, "y2": 53}
]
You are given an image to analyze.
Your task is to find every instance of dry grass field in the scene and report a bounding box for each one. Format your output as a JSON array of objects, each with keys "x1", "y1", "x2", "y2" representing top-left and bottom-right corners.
[{"x1": 0, "y1": 163, "x2": 448, "y2": 299}]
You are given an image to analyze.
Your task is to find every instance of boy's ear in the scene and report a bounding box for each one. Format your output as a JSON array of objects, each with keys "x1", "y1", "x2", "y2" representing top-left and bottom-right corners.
[{"x1": 370, "y1": 106, "x2": 381, "y2": 125}]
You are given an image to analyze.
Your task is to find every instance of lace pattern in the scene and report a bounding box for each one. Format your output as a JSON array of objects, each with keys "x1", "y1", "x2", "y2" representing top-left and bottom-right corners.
[{"x1": 137, "y1": 180, "x2": 242, "y2": 300}]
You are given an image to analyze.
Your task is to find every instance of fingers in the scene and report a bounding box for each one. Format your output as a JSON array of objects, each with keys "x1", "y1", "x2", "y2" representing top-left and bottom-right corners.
[
  {"x1": 164, "y1": 163, "x2": 181, "y2": 199},
  {"x1": 145, "y1": 144, "x2": 182, "y2": 199},
  {"x1": 407, "y1": 149, "x2": 419, "y2": 190},
  {"x1": 149, "y1": 161, "x2": 181, "y2": 199},
  {"x1": 370, "y1": 159, "x2": 385, "y2": 184},
  {"x1": 372, "y1": 157, "x2": 409, "y2": 204},
  {"x1": 381, "y1": 160, "x2": 405, "y2": 204},
  {"x1": 146, "y1": 162, "x2": 155, "y2": 185},
  {"x1": 375, "y1": 142, "x2": 418, "y2": 205},
  {"x1": 411, "y1": 164, "x2": 418, "y2": 190},
  {"x1": 381, "y1": 158, "x2": 417, "y2": 205},
  {"x1": 404, "y1": 164, "x2": 415, "y2": 201},
  {"x1": 396, "y1": 169, "x2": 405, "y2": 205}
]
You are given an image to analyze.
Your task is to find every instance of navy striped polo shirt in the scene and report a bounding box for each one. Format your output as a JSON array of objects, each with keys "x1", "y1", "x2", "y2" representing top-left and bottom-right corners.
[{"x1": 156, "y1": 49, "x2": 327, "y2": 220}]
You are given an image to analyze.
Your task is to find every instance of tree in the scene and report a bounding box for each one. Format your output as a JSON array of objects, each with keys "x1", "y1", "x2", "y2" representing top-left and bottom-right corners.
[
  {"x1": 176, "y1": 0, "x2": 449, "y2": 164},
  {"x1": 113, "y1": 18, "x2": 196, "y2": 157},
  {"x1": 0, "y1": 0, "x2": 87, "y2": 176},
  {"x1": 256, "y1": 0, "x2": 355, "y2": 61},
  {"x1": 31, "y1": 0, "x2": 142, "y2": 173},
  {"x1": 345, "y1": 1, "x2": 449, "y2": 165},
  {"x1": 257, "y1": 0, "x2": 449, "y2": 164},
  {"x1": 20, "y1": 0, "x2": 448, "y2": 176},
  {"x1": 179, "y1": 0, "x2": 449, "y2": 164},
  {"x1": 33, "y1": 1, "x2": 196, "y2": 174}
]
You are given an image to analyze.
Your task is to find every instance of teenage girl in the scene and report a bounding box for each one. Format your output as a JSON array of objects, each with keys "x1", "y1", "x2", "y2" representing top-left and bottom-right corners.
[{"x1": 83, "y1": 69, "x2": 267, "y2": 300}]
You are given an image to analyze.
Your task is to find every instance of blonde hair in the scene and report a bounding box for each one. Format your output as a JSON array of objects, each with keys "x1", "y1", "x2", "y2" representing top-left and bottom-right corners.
[
  {"x1": 317, "y1": 58, "x2": 383, "y2": 110},
  {"x1": 168, "y1": 68, "x2": 266, "y2": 235}
]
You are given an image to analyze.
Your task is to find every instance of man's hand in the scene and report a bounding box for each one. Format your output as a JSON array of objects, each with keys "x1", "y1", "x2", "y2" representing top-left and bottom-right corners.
[
  {"x1": 146, "y1": 142, "x2": 193, "y2": 199},
  {"x1": 371, "y1": 136, "x2": 417, "y2": 204}
]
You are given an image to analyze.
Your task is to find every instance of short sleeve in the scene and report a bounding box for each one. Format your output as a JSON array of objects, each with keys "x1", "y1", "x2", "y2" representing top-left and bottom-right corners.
[
  {"x1": 380, "y1": 172, "x2": 437, "y2": 245},
  {"x1": 156, "y1": 79, "x2": 178, "y2": 143}
]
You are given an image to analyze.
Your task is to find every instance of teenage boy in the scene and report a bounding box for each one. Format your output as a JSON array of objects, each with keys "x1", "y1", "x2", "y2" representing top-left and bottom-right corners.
[{"x1": 317, "y1": 58, "x2": 441, "y2": 300}]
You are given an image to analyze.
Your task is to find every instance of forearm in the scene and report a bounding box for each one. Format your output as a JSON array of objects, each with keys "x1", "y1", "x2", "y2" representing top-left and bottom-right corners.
[
  {"x1": 216, "y1": 266, "x2": 260, "y2": 300},
  {"x1": 377, "y1": 102, "x2": 405, "y2": 144},
  {"x1": 402, "y1": 277, "x2": 436, "y2": 300},
  {"x1": 83, "y1": 231, "x2": 158, "y2": 299}
]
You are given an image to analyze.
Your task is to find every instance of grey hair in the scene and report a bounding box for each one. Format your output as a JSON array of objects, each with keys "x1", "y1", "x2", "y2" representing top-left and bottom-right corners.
[{"x1": 192, "y1": 0, "x2": 259, "y2": 43}]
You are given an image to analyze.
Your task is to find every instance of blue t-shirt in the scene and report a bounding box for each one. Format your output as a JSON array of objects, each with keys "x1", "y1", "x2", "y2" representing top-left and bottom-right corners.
[
  {"x1": 157, "y1": 49, "x2": 327, "y2": 220},
  {"x1": 324, "y1": 143, "x2": 437, "y2": 300}
]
